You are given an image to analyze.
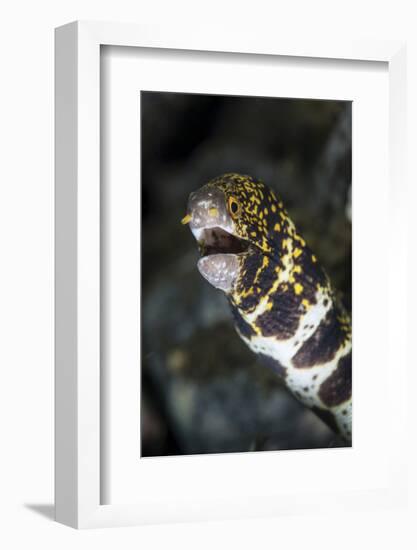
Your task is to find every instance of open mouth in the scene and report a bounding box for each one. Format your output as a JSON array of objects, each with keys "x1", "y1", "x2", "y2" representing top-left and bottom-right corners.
[{"x1": 198, "y1": 227, "x2": 250, "y2": 257}]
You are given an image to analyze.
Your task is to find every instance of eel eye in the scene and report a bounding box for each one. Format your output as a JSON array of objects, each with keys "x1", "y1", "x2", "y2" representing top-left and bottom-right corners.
[{"x1": 228, "y1": 196, "x2": 241, "y2": 218}]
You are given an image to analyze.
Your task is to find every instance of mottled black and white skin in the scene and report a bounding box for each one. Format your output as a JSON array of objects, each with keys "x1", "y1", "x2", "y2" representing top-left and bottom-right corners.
[{"x1": 182, "y1": 173, "x2": 352, "y2": 442}]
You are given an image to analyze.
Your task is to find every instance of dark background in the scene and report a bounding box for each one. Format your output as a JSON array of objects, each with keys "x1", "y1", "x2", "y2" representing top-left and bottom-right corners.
[{"x1": 141, "y1": 91, "x2": 352, "y2": 457}]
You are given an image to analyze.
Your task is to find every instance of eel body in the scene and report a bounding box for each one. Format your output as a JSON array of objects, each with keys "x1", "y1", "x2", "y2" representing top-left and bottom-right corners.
[{"x1": 183, "y1": 173, "x2": 352, "y2": 442}]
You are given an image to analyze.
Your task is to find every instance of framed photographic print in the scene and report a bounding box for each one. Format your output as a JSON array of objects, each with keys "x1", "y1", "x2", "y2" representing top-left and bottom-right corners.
[{"x1": 55, "y1": 21, "x2": 407, "y2": 528}]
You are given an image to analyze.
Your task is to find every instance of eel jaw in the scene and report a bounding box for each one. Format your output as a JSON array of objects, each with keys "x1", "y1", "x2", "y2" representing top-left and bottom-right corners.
[
  {"x1": 194, "y1": 226, "x2": 250, "y2": 293},
  {"x1": 197, "y1": 253, "x2": 240, "y2": 293},
  {"x1": 185, "y1": 184, "x2": 249, "y2": 293}
]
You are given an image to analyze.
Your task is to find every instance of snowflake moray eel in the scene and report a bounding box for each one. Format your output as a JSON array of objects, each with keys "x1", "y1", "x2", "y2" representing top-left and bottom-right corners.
[{"x1": 183, "y1": 173, "x2": 352, "y2": 442}]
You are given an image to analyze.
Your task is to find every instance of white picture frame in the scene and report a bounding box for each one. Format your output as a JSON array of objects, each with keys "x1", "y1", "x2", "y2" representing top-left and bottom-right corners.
[{"x1": 55, "y1": 21, "x2": 407, "y2": 529}]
